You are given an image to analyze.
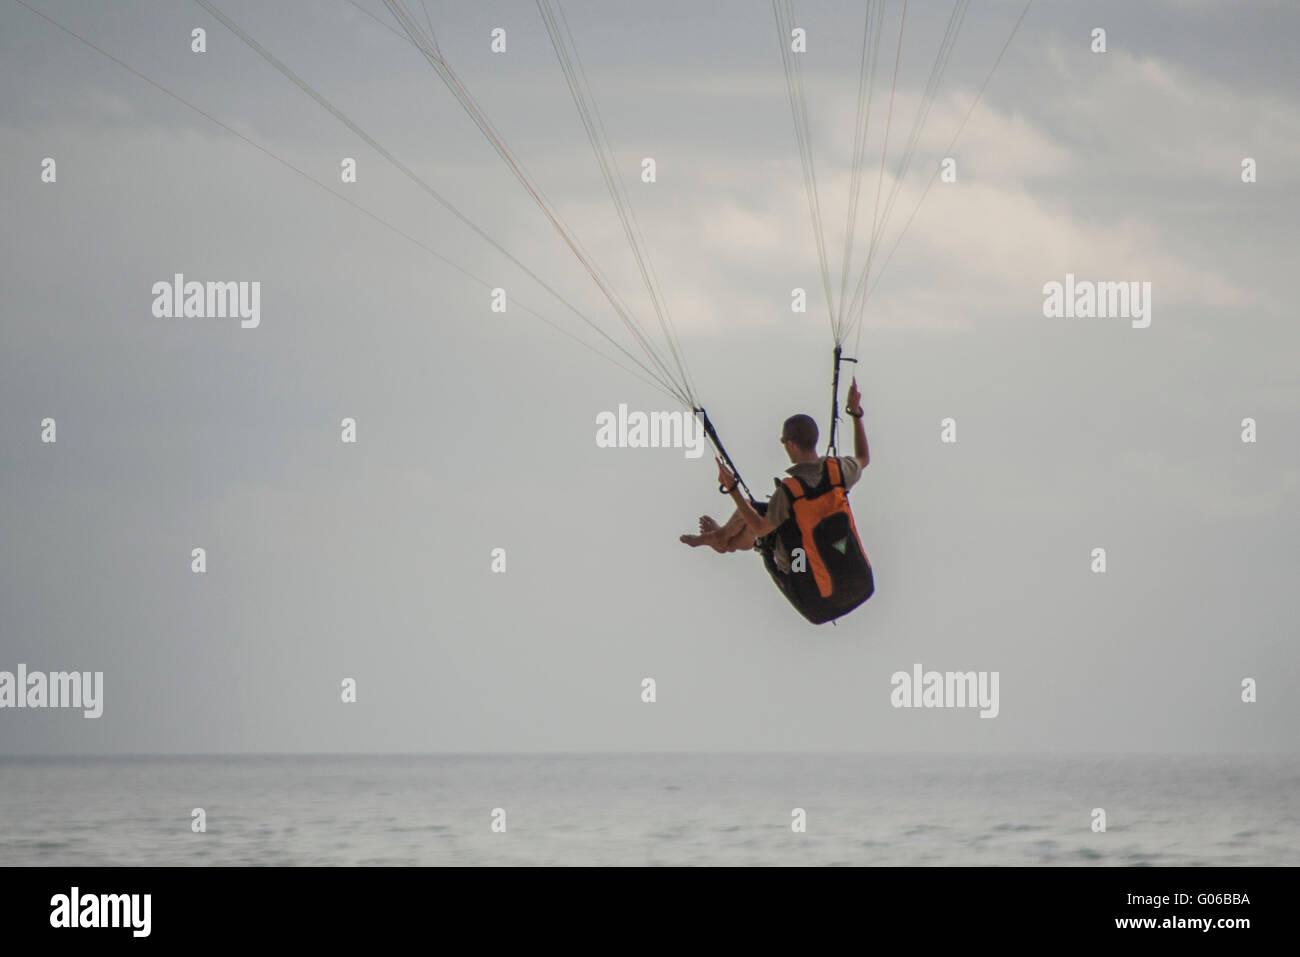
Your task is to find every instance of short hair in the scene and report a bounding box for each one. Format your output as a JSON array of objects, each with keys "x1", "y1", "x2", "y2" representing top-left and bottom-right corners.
[{"x1": 782, "y1": 414, "x2": 819, "y2": 452}]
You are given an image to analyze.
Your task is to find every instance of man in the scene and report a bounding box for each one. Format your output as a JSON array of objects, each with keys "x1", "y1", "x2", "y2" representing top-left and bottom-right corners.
[{"x1": 680, "y1": 378, "x2": 869, "y2": 572}]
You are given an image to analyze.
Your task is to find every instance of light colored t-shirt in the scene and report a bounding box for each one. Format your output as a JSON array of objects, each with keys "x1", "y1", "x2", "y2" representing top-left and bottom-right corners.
[{"x1": 763, "y1": 456, "x2": 863, "y2": 572}]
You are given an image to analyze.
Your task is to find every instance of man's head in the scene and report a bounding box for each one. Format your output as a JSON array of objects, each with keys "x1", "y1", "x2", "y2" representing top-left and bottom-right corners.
[{"x1": 780, "y1": 414, "x2": 820, "y2": 462}]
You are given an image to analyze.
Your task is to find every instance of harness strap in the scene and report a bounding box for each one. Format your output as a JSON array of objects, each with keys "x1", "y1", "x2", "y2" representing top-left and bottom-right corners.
[
  {"x1": 825, "y1": 346, "x2": 858, "y2": 456},
  {"x1": 782, "y1": 459, "x2": 839, "y2": 502},
  {"x1": 695, "y1": 406, "x2": 755, "y2": 503},
  {"x1": 826, "y1": 457, "x2": 843, "y2": 487}
]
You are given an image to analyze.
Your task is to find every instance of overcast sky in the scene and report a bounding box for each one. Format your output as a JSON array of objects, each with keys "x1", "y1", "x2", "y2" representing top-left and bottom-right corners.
[{"x1": 1, "y1": 0, "x2": 1296, "y2": 754}]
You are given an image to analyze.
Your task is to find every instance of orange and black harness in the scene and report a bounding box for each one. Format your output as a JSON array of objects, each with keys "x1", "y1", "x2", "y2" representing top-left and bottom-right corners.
[{"x1": 759, "y1": 457, "x2": 874, "y2": 625}]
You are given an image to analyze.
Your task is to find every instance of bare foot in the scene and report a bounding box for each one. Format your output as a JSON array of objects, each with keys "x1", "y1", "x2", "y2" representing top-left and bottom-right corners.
[
  {"x1": 699, "y1": 516, "x2": 721, "y2": 533},
  {"x1": 681, "y1": 530, "x2": 730, "y2": 553}
]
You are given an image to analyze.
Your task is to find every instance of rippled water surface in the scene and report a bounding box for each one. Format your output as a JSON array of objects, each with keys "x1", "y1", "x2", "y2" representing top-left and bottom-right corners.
[{"x1": 2, "y1": 753, "x2": 1295, "y2": 866}]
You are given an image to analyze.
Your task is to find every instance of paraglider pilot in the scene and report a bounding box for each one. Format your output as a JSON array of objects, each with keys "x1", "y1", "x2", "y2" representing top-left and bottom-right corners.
[{"x1": 681, "y1": 378, "x2": 869, "y2": 570}]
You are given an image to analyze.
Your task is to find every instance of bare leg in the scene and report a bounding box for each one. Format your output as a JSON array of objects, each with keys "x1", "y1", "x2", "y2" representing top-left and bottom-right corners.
[
  {"x1": 680, "y1": 510, "x2": 753, "y2": 553},
  {"x1": 717, "y1": 511, "x2": 758, "y2": 552}
]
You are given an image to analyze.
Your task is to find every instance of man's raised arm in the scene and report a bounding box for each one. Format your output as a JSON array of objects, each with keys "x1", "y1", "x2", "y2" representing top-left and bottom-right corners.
[{"x1": 847, "y1": 378, "x2": 870, "y2": 469}]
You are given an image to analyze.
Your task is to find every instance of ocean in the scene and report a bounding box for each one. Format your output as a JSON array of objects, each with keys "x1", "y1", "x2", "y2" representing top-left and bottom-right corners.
[{"x1": 1, "y1": 753, "x2": 1296, "y2": 866}]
